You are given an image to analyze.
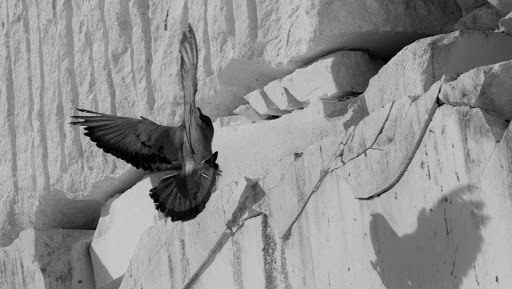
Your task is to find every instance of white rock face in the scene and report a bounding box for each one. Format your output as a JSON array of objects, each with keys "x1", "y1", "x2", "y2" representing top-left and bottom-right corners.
[
  {"x1": 244, "y1": 89, "x2": 289, "y2": 116},
  {"x1": 488, "y1": 0, "x2": 512, "y2": 11},
  {"x1": 89, "y1": 176, "x2": 160, "y2": 289},
  {"x1": 440, "y1": 60, "x2": 512, "y2": 120},
  {"x1": 0, "y1": 228, "x2": 95, "y2": 289},
  {"x1": 268, "y1": 51, "x2": 383, "y2": 104},
  {"x1": 453, "y1": 3, "x2": 509, "y2": 31},
  {"x1": 500, "y1": 11, "x2": 512, "y2": 35},
  {"x1": 113, "y1": 51, "x2": 512, "y2": 289},
  {"x1": 457, "y1": 0, "x2": 490, "y2": 14},
  {"x1": 233, "y1": 104, "x2": 268, "y2": 122},
  {"x1": 364, "y1": 30, "x2": 512, "y2": 114},
  {"x1": 4, "y1": 0, "x2": 512, "y2": 288},
  {"x1": 0, "y1": 0, "x2": 464, "y2": 248}
]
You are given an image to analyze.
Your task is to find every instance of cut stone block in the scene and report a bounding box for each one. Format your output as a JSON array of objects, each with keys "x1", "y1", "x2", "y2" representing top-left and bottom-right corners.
[
  {"x1": 499, "y1": 11, "x2": 512, "y2": 35},
  {"x1": 90, "y1": 176, "x2": 159, "y2": 289},
  {"x1": 119, "y1": 177, "x2": 262, "y2": 289},
  {"x1": 488, "y1": 0, "x2": 512, "y2": 11},
  {"x1": 263, "y1": 79, "x2": 305, "y2": 110},
  {"x1": 456, "y1": 0, "x2": 489, "y2": 14},
  {"x1": 453, "y1": 3, "x2": 509, "y2": 31},
  {"x1": 214, "y1": 115, "x2": 254, "y2": 128},
  {"x1": 440, "y1": 60, "x2": 512, "y2": 120},
  {"x1": 282, "y1": 51, "x2": 383, "y2": 103},
  {"x1": 341, "y1": 81, "x2": 441, "y2": 199},
  {"x1": 244, "y1": 89, "x2": 289, "y2": 116},
  {"x1": 303, "y1": 97, "x2": 363, "y2": 120},
  {"x1": 233, "y1": 104, "x2": 268, "y2": 122},
  {"x1": 0, "y1": 228, "x2": 95, "y2": 289},
  {"x1": 364, "y1": 30, "x2": 512, "y2": 114}
]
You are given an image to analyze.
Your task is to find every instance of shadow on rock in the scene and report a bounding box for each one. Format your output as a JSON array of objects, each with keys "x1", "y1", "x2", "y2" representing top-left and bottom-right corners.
[{"x1": 370, "y1": 185, "x2": 488, "y2": 288}]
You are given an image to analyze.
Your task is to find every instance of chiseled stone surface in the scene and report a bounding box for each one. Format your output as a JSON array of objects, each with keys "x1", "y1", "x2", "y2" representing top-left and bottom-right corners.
[
  {"x1": 268, "y1": 51, "x2": 383, "y2": 104},
  {"x1": 440, "y1": 60, "x2": 512, "y2": 120},
  {"x1": 364, "y1": 30, "x2": 512, "y2": 114},
  {"x1": 233, "y1": 104, "x2": 268, "y2": 122},
  {"x1": 89, "y1": 176, "x2": 159, "y2": 289},
  {"x1": 340, "y1": 81, "x2": 441, "y2": 199},
  {"x1": 488, "y1": 0, "x2": 512, "y2": 11},
  {"x1": 0, "y1": 228, "x2": 95, "y2": 289},
  {"x1": 244, "y1": 89, "x2": 289, "y2": 116},
  {"x1": 5, "y1": 0, "x2": 512, "y2": 288},
  {"x1": 500, "y1": 11, "x2": 512, "y2": 35},
  {"x1": 453, "y1": 3, "x2": 509, "y2": 31}
]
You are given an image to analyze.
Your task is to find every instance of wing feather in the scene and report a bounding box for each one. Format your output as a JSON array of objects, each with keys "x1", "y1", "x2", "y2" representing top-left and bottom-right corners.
[{"x1": 71, "y1": 109, "x2": 183, "y2": 171}]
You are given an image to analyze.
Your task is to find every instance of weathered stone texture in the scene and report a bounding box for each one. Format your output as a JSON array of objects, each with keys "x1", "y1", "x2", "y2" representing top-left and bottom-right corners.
[
  {"x1": 4, "y1": 0, "x2": 512, "y2": 288},
  {"x1": 0, "y1": 228, "x2": 95, "y2": 289}
]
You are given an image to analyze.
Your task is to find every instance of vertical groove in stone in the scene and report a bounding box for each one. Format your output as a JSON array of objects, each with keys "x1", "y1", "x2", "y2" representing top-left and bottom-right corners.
[
  {"x1": 98, "y1": 0, "x2": 117, "y2": 114},
  {"x1": 33, "y1": 0, "x2": 50, "y2": 191},
  {"x1": 56, "y1": 57, "x2": 68, "y2": 173},
  {"x1": 246, "y1": 0, "x2": 258, "y2": 43},
  {"x1": 261, "y1": 215, "x2": 278, "y2": 289},
  {"x1": 3, "y1": 2, "x2": 19, "y2": 195},
  {"x1": 224, "y1": 0, "x2": 236, "y2": 37},
  {"x1": 20, "y1": 0, "x2": 39, "y2": 193},
  {"x1": 135, "y1": 0, "x2": 155, "y2": 111},
  {"x1": 20, "y1": 0, "x2": 34, "y2": 129},
  {"x1": 63, "y1": 0, "x2": 84, "y2": 162},
  {"x1": 201, "y1": 0, "x2": 214, "y2": 77},
  {"x1": 231, "y1": 236, "x2": 245, "y2": 289},
  {"x1": 118, "y1": 0, "x2": 139, "y2": 111},
  {"x1": 84, "y1": 24, "x2": 99, "y2": 111}
]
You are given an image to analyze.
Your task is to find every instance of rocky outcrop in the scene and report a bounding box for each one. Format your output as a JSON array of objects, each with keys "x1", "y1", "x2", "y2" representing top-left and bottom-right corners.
[
  {"x1": 0, "y1": 0, "x2": 464, "y2": 250},
  {"x1": 0, "y1": 228, "x2": 95, "y2": 289},
  {"x1": 363, "y1": 30, "x2": 512, "y2": 114},
  {"x1": 2, "y1": 0, "x2": 512, "y2": 288}
]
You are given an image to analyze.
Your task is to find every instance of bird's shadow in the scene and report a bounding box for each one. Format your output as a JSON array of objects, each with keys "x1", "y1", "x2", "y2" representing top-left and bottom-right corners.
[{"x1": 370, "y1": 185, "x2": 489, "y2": 288}]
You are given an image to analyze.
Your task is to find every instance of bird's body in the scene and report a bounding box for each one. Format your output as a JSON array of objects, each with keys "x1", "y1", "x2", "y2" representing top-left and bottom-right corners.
[{"x1": 71, "y1": 24, "x2": 219, "y2": 221}]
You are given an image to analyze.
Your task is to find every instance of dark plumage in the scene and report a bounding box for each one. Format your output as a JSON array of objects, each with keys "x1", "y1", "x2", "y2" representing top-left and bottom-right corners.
[{"x1": 70, "y1": 24, "x2": 219, "y2": 222}]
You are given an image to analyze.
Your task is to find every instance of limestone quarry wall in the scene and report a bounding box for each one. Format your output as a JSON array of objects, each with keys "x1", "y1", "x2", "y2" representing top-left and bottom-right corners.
[{"x1": 2, "y1": 0, "x2": 512, "y2": 288}]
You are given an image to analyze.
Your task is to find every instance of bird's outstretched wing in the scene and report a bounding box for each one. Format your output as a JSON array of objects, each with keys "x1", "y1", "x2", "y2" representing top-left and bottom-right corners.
[
  {"x1": 149, "y1": 152, "x2": 219, "y2": 221},
  {"x1": 70, "y1": 109, "x2": 183, "y2": 171}
]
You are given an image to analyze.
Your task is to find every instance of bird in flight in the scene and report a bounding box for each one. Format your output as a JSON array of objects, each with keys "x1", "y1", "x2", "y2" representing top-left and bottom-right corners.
[{"x1": 70, "y1": 24, "x2": 219, "y2": 222}]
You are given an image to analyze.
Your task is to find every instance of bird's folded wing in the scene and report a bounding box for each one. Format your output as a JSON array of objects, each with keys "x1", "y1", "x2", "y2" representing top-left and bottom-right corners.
[
  {"x1": 70, "y1": 108, "x2": 182, "y2": 172},
  {"x1": 149, "y1": 152, "x2": 219, "y2": 222},
  {"x1": 180, "y1": 24, "x2": 199, "y2": 155},
  {"x1": 180, "y1": 23, "x2": 198, "y2": 101}
]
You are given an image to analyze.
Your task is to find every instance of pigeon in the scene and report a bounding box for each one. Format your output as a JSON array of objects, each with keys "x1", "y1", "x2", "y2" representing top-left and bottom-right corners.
[{"x1": 70, "y1": 24, "x2": 219, "y2": 222}]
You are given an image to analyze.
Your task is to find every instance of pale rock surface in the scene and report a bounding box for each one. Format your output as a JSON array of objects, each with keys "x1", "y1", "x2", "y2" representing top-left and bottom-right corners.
[
  {"x1": 440, "y1": 60, "x2": 512, "y2": 120},
  {"x1": 233, "y1": 104, "x2": 268, "y2": 122},
  {"x1": 117, "y1": 96, "x2": 366, "y2": 288},
  {"x1": 277, "y1": 51, "x2": 383, "y2": 103},
  {"x1": 117, "y1": 90, "x2": 512, "y2": 288},
  {"x1": 244, "y1": 89, "x2": 289, "y2": 116},
  {"x1": 0, "y1": 0, "x2": 464, "y2": 247},
  {"x1": 457, "y1": 0, "x2": 490, "y2": 14},
  {"x1": 499, "y1": 11, "x2": 512, "y2": 35},
  {"x1": 488, "y1": 0, "x2": 512, "y2": 11},
  {"x1": 364, "y1": 30, "x2": 512, "y2": 114},
  {"x1": 263, "y1": 79, "x2": 305, "y2": 111},
  {"x1": 453, "y1": 3, "x2": 509, "y2": 31},
  {"x1": 89, "y1": 176, "x2": 159, "y2": 289},
  {"x1": 0, "y1": 228, "x2": 95, "y2": 289},
  {"x1": 4, "y1": 0, "x2": 512, "y2": 288},
  {"x1": 213, "y1": 115, "x2": 254, "y2": 128},
  {"x1": 340, "y1": 81, "x2": 441, "y2": 199}
]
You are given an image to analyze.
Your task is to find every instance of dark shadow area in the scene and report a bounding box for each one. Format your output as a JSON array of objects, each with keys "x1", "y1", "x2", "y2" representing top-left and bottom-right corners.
[{"x1": 370, "y1": 185, "x2": 489, "y2": 288}]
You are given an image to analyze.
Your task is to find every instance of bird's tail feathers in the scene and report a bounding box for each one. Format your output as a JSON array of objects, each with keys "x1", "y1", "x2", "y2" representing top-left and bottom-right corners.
[{"x1": 149, "y1": 152, "x2": 219, "y2": 222}]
